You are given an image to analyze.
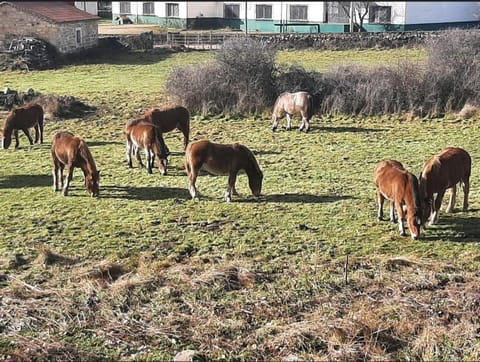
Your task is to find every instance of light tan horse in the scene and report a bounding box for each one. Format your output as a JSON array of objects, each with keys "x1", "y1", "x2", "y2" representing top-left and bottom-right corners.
[
  {"x1": 51, "y1": 131, "x2": 100, "y2": 197},
  {"x1": 419, "y1": 147, "x2": 471, "y2": 225},
  {"x1": 374, "y1": 160, "x2": 424, "y2": 240},
  {"x1": 271, "y1": 91, "x2": 313, "y2": 132},
  {"x1": 184, "y1": 140, "x2": 263, "y2": 202}
]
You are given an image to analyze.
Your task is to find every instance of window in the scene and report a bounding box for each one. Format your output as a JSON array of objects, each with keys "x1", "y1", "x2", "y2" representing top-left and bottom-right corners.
[
  {"x1": 256, "y1": 4, "x2": 272, "y2": 19},
  {"x1": 143, "y1": 2, "x2": 154, "y2": 15},
  {"x1": 166, "y1": 3, "x2": 179, "y2": 17},
  {"x1": 75, "y1": 28, "x2": 82, "y2": 46},
  {"x1": 326, "y1": 2, "x2": 349, "y2": 23},
  {"x1": 369, "y1": 6, "x2": 391, "y2": 24},
  {"x1": 224, "y1": 4, "x2": 240, "y2": 18},
  {"x1": 119, "y1": 1, "x2": 131, "y2": 14},
  {"x1": 290, "y1": 5, "x2": 308, "y2": 21}
]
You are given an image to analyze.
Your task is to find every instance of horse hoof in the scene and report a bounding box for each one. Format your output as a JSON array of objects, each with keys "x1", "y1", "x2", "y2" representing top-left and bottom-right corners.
[
  {"x1": 271, "y1": 127, "x2": 277, "y2": 132},
  {"x1": 400, "y1": 232, "x2": 407, "y2": 237}
]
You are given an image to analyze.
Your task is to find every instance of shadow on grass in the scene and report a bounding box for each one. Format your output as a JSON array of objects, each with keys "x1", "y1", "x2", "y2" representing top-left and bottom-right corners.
[
  {"x1": 314, "y1": 125, "x2": 385, "y2": 133},
  {"x1": 88, "y1": 141, "x2": 124, "y2": 147},
  {"x1": 423, "y1": 213, "x2": 480, "y2": 243},
  {"x1": 101, "y1": 185, "x2": 189, "y2": 200},
  {"x1": 0, "y1": 174, "x2": 51, "y2": 188},
  {"x1": 239, "y1": 193, "x2": 355, "y2": 203}
]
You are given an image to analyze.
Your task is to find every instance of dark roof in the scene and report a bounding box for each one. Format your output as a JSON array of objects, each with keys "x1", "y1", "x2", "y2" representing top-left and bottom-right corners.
[{"x1": 0, "y1": 1, "x2": 100, "y2": 23}]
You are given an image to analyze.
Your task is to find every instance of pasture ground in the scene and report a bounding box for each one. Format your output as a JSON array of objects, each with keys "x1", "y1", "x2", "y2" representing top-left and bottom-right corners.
[{"x1": 1, "y1": 48, "x2": 480, "y2": 360}]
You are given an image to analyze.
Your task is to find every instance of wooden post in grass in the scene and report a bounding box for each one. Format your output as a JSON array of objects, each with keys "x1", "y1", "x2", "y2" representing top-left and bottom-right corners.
[{"x1": 343, "y1": 253, "x2": 349, "y2": 285}]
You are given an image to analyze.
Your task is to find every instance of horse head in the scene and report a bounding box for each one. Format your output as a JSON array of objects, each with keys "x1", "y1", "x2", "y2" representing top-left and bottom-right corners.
[
  {"x1": 85, "y1": 170, "x2": 100, "y2": 197},
  {"x1": 249, "y1": 170, "x2": 263, "y2": 198}
]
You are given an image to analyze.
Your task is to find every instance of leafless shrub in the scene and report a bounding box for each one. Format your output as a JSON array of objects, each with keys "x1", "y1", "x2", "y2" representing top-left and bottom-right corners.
[
  {"x1": 421, "y1": 29, "x2": 480, "y2": 116},
  {"x1": 166, "y1": 37, "x2": 276, "y2": 115}
]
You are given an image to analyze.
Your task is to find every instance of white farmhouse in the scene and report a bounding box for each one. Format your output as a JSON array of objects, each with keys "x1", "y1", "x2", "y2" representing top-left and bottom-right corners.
[{"x1": 110, "y1": 1, "x2": 480, "y2": 32}]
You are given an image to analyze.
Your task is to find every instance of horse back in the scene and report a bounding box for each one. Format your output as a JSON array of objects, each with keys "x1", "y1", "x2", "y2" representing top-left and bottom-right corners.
[
  {"x1": 421, "y1": 147, "x2": 471, "y2": 194},
  {"x1": 146, "y1": 106, "x2": 189, "y2": 133},
  {"x1": 5, "y1": 103, "x2": 43, "y2": 130},
  {"x1": 51, "y1": 131, "x2": 82, "y2": 166},
  {"x1": 186, "y1": 140, "x2": 239, "y2": 175},
  {"x1": 128, "y1": 122, "x2": 157, "y2": 148},
  {"x1": 374, "y1": 160, "x2": 412, "y2": 202}
]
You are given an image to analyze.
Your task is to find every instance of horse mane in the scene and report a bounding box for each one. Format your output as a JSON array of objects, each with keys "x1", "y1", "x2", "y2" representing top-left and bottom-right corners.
[
  {"x1": 79, "y1": 139, "x2": 97, "y2": 172},
  {"x1": 236, "y1": 143, "x2": 262, "y2": 176},
  {"x1": 410, "y1": 173, "x2": 422, "y2": 214},
  {"x1": 422, "y1": 155, "x2": 442, "y2": 175}
]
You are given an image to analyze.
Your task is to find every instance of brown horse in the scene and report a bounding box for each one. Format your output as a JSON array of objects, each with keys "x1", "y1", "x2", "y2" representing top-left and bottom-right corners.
[
  {"x1": 184, "y1": 140, "x2": 263, "y2": 202},
  {"x1": 419, "y1": 147, "x2": 471, "y2": 225},
  {"x1": 125, "y1": 117, "x2": 168, "y2": 175},
  {"x1": 374, "y1": 160, "x2": 424, "y2": 240},
  {"x1": 271, "y1": 91, "x2": 313, "y2": 132},
  {"x1": 51, "y1": 131, "x2": 100, "y2": 197},
  {"x1": 1, "y1": 103, "x2": 44, "y2": 149},
  {"x1": 144, "y1": 105, "x2": 190, "y2": 153}
]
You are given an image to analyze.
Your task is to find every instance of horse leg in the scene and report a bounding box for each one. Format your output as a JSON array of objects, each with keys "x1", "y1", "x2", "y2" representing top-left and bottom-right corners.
[
  {"x1": 445, "y1": 185, "x2": 457, "y2": 213},
  {"x1": 14, "y1": 130, "x2": 20, "y2": 148},
  {"x1": 188, "y1": 166, "x2": 199, "y2": 199},
  {"x1": 126, "y1": 140, "x2": 133, "y2": 168},
  {"x1": 462, "y1": 177, "x2": 470, "y2": 211},
  {"x1": 22, "y1": 128, "x2": 34, "y2": 145},
  {"x1": 52, "y1": 161, "x2": 60, "y2": 192},
  {"x1": 38, "y1": 119, "x2": 44, "y2": 144},
  {"x1": 136, "y1": 147, "x2": 145, "y2": 169},
  {"x1": 430, "y1": 189, "x2": 446, "y2": 225},
  {"x1": 303, "y1": 115, "x2": 310, "y2": 133},
  {"x1": 145, "y1": 148, "x2": 152, "y2": 174},
  {"x1": 286, "y1": 114, "x2": 292, "y2": 131},
  {"x1": 225, "y1": 172, "x2": 238, "y2": 202},
  {"x1": 62, "y1": 165, "x2": 74, "y2": 196},
  {"x1": 271, "y1": 115, "x2": 279, "y2": 132},
  {"x1": 395, "y1": 202, "x2": 407, "y2": 237},
  {"x1": 34, "y1": 124, "x2": 39, "y2": 144},
  {"x1": 389, "y1": 201, "x2": 397, "y2": 223},
  {"x1": 377, "y1": 191, "x2": 385, "y2": 221}
]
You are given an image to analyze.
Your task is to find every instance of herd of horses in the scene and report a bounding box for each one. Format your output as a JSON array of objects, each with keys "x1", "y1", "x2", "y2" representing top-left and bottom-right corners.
[{"x1": 0, "y1": 91, "x2": 473, "y2": 240}]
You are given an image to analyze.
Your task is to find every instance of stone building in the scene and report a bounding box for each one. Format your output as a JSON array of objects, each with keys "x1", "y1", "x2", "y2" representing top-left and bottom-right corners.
[{"x1": 0, "y1": 1, "x2": 100, "y2": 54}]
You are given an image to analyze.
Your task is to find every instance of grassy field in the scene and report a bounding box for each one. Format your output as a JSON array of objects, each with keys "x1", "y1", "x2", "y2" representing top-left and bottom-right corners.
[{"x1": 1, "y1": 48, "x2": 480, "y2": 360}]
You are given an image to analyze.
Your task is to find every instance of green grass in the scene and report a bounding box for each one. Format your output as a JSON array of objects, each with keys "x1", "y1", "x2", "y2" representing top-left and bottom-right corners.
[{"x1": 1, "y1": 48, "x2": 480, "y2": 360}]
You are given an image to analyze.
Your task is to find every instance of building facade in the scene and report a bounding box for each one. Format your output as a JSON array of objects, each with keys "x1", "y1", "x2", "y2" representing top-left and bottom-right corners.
[
  {"x1": 111, "y1": 1, "x2": 480, "y2": 32},
  {"x1": 0, "y1": 1, "x2": 100, "y2": 54}
]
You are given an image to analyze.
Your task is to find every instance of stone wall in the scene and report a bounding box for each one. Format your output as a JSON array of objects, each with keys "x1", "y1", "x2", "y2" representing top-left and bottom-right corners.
[
  {"x1": 249, "y1": 31, "x2": 446, "y2": 50},
  {"x1": 0, "y1": 4, "x2": 98, "y2": 54}
]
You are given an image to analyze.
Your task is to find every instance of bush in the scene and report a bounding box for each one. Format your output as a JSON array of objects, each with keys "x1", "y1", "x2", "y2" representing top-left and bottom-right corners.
[
  {"x1": 167, "y1": 29, "x2": 480, "y2": 118},
  {"x1": 166, "y1": 37, "x2": 276, "y2": 115},
  {"x1": 421, "y1": 29, "x2": 480, "y2": 116}
]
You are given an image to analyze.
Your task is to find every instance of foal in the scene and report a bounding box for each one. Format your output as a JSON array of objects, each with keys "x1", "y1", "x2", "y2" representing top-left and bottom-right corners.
[
  {"x1": 374, "y1": 160, "x2": 424, "y2": 239},
  {"x1": 51, "y1": 131, "x2": 100, "y2": 197},
  {"x1": 125, "y1": 118, "x2": 168, "y2": 175},
  {"x1": 184, "y1": 140, "x2": 263, "y2": 202},
  {"x1": 1, "y1": 103, "x2": 44, "y2": 149},
  {"x1": 419, "y1": 147, "x2": 471, "y2": 225}
]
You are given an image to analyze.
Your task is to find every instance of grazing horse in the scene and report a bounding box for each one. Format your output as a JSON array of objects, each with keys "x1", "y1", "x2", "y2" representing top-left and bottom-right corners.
[
  {"x1": 125, "y1": 117, "x2": 168, "y2": 175},
  {"x1": 184, "y1": 140, "x2": 263, "y2": 202},
  {"x1": 51, "y1": 131, "x2": 100, "y2": 197},
  {"x1": 374, "y1": 160, "x2": 424, "y2": 240},
  {"x1": 144, "y1": 106, "x2": 190, "y2": 153},
  {"x1": 1, "y1": 103, "x2": 44, "y2": 149},
  {"x1": 419, "y1": 147, "x2": 471, "y2": 225},
  {"x1": 271, "y1": 91, "x2": 313, "y2": 132}
]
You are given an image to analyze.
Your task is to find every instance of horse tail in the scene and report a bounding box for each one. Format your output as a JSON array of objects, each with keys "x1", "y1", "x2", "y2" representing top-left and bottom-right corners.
[
  {"x1": 182, "y1": 107, "x2": 190, "y2": 149},
  {"x1": 307, "y1": 94, "x2": 314, "y2": 121}
]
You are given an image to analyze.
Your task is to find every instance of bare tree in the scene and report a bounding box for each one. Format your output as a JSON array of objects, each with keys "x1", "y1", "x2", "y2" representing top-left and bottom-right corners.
[{"x1": 339, "y1": 2, "x2": 372, "y2": 32}]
